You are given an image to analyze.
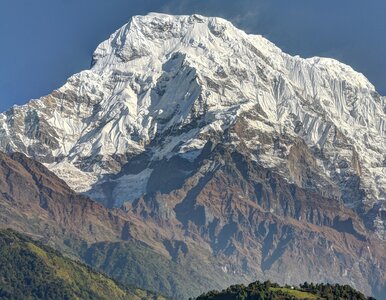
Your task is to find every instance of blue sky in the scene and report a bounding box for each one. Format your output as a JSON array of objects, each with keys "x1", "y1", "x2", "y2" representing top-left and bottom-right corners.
[{"x1": 1, "y1": 0, "x2": 385, "y2": 112}]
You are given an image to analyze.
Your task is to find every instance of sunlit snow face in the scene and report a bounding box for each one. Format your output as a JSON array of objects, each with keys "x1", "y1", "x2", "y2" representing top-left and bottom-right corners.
[
  {"x1": 2, "y1": 0, "x2": 386, "y2": 114},
  {"x1": 0, "y1": 13, "x2": 385, "y2": 215}
]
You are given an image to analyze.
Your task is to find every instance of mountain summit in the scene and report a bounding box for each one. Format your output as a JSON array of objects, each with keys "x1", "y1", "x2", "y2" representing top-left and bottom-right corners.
[
  {"x1": 1, "y1": 13, "x2": 384, "y2": 233},
  {"x1": 0, "y1": 13, "x2": 386, "y2": 297}
]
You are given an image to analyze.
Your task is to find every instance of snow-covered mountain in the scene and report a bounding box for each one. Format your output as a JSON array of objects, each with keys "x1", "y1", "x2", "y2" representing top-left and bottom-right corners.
[
  {"x1": 1, "y1": 13, "x2": 386, "y2": 297},
  {"x1": 0, "y1": 13, "x2": 385, "y2": 235}
]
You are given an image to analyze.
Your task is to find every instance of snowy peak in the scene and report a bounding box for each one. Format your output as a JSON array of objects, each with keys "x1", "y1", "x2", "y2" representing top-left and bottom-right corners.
[
  {"x1": 92, "y1": 13, "x2": 375, "y2": 91},
  {"x1": 92, "y1": 13, "x2": 240, "y2": 67},
  {"x1": 0, "y1": 14, "x2": 385, "y2": 232}
]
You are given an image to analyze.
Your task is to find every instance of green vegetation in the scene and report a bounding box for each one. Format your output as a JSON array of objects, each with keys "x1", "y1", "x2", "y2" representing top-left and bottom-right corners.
[
  {"x1": 82, "y1": 241, "x2": 235, "y2": 300},
  {"x1": 194, "y1": 280, "x2": 376, "y2": 300},
  {"x1": 0, "y1": 227, "x2": 376, "y2": 300},
  {"x1": 270, "y1": 287, "x2": 318, "y2": 299},
  {"x1": 0, "y1": 229, "x2": 164, "y2": 300}
]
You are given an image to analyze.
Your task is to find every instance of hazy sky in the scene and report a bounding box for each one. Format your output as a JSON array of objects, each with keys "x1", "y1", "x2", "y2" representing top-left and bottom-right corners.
[{"x1": 1, "y1": 0, "x2": 385, "y2": 112}]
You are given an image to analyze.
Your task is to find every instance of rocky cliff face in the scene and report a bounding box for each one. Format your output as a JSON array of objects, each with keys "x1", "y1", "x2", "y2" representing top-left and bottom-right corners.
[
  {"x1": 0, "y1": 151, "x2": 239, "y2": 298},
  {"x1": 0, "y1": 151, "x2": 127, "y2": 245},
  {"x1": 0, "y1": 149, "x2": 385, "y2": 298},
  {"x1": 0, "y1": 13, "x2": 386, "y2": 298},
  {"x1": 130, "y1": 142, "x2": 386, "y2": 297}
]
